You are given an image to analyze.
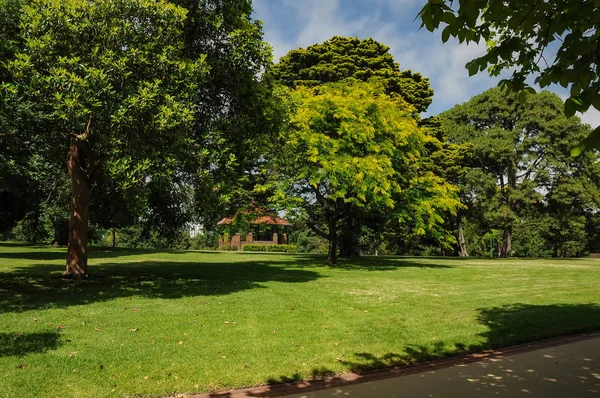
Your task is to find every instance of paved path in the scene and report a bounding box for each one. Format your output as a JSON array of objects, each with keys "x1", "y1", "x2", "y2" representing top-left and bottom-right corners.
[{"x1": 283, "y1": 337, "x2": 600, "y2": 398}]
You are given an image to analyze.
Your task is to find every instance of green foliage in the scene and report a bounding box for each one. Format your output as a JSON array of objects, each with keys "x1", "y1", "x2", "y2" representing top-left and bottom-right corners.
[
  {"x1": 242, "y1": 244, "x2": 297, "y2": 253},
  {"x1": 265, "y1": 80, "x2": 460, "y2": 262},
  {"x1": 419, "y1": 0, "x2": 600, "y2": 150},
  {"x1": 443, "y1": 87, "x2": 600, "y2": 257},
  {"x1": 5, "y1": 0, "x2": 206, "y2": 182},
  {"x1": 271, "y1": 36, "x2": 433, "y2": 113},
  {"x1": 289, "y1": 229, "x2": 329, "y2": 254}
]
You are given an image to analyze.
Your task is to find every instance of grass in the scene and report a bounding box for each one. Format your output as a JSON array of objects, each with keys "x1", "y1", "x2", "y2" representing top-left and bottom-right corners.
[{"x1": 1, "y1": 242, "x2": 599, "y2": 397}]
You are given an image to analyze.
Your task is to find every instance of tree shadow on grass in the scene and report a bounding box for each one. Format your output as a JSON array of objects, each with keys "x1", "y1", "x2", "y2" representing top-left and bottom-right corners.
[
  {"x1": 0, "y1": 246, "x2": 192, "y2": 261},
  {"x1": 0, "y1": 260, "x2": 322, "y2": 313},
  {"x1": 287, "y1": 255, "x2": 455, "y2": 270},
  {"x1": 232, "y1": 303, "x2": 600, "y2": 398},
  {"x1": 341, "y1": 303, "x2": 600, "y2": 372},
  {"x1": 0, "y1": 331, "x2": 62, "y2": 357}
]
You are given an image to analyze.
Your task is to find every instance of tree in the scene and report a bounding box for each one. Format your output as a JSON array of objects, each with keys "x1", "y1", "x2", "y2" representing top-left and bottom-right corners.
[
  {"x1": 442, "y1": 88, "x2": 598, "y2": 257},
  {"x1": 271, "y1": 36, "x2": 433, "y2": 113},
  {"x1": 418, "y1": 0, "x2": 600, "y2": 152},
  {"x1": 3, "y1": 0, "x2": 207, "y2": 278},
  {"x1": 270, "y1": 36, "x2": 439, "y2": 257},
  {"x1": 268, "y1": 80, "x2": 460, "y2": 264}
]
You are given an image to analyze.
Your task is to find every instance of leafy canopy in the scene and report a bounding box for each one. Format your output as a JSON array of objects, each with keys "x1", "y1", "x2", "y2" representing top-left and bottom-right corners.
[
  {"x1": 270, "y1": 36, "x2": 434, "y2": 113},
  {"x1": 3, "y1": 0, "x2": 207, "y2": 188},
  {"x1": 266, "y1": 80, "x2": 460, "y2": 262},
  {"x1": 418, "y1": 0, "x2": 600, "y2": 152}
]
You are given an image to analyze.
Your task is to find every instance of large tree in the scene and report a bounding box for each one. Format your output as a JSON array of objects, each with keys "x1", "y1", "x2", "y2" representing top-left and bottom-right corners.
[
  {"x1": 271, "y1": 36, "x2": 433, "y2": 113},
  {"x1": 270, "y1": 36, "x2": 440, "y2": 256},
  {"x1": 442, "y1": 88, "x2": 598, "y2": 257},
  {"x1": 4, "y1": 0, "x2": 206, "y2": 278},
  {"x1": 418, "y1": 0, "x2": 600, "y2": 151},
  {"x1": 268, "y1": 80, "x2": 460, "y2": 264}
]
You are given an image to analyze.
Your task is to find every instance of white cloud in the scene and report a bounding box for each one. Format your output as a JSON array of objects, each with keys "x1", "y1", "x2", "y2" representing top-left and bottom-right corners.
[
  {"x1": 580, "y1": 108, "x2": 600, "y2": 128},
  {"x1": 253, "y1": 1, "x2": 597, "y2": 122}
]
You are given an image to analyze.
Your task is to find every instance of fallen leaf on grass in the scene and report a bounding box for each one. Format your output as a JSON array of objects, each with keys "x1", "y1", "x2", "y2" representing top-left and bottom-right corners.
[
  {"x1": 57, "y1": 325, "x2": 64, "y2": 330},
  {"x1": 95, "y1": 328, "x2": 102, "y2": 332},
  {"x1": 129, "y1": 328, "x2": 138, "y2": 332},
  {"x1": 33, "y1": 318, "x2": 38, "y2": 322},
  {"x1": 16, "y1": 364, "x2": 26, "y2": 369},
  {"x1": 69, "y1": 352, "x2": 78, "y2": 357},
  {"x1": 178, "y1": 341, "x2": 183, "y2": 345}
]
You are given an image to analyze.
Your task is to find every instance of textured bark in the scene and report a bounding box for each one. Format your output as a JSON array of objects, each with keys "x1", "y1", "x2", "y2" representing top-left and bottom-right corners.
[
  {"x1": 111, "y1": 229, "x2": 116, "y2": 248},
  {"x1": 339, "y1": 213, "x2": 361, "y2": 257},
  {"x1": 64, "y1": 137, "x2": 92, "y2": 279},
  {"x1": 457, "y1": 221, "x2": 468, "y2": 257},
  {"x1": 499, "y1": 226, "x2": 512, "y2": 258}
]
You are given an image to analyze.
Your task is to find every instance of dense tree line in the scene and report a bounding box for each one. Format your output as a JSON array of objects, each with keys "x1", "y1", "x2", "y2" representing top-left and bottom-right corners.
[{"x1": 1, "y1": 1, "x2": 599, "y2": 274}]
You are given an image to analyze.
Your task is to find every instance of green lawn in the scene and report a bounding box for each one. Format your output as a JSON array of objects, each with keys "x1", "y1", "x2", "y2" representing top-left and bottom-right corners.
[{"x1": 1, "y1": 243, "x2": 599, "y2": 397}]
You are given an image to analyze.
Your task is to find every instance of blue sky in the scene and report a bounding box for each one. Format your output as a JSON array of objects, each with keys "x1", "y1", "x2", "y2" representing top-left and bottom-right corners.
[{"x1": 252, "y1": 0, "x2": 600, "y2": 126}]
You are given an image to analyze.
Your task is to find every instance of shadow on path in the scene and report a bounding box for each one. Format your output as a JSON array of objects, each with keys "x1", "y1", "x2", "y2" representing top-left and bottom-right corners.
[{"x1": 227, "y1": 303, "x2": 600, "y2": 397}]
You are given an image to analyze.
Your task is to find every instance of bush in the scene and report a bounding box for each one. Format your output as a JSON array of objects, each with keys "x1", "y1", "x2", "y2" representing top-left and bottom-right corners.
[
  {"x1": 241, "y1": 244, "x2": 267, "y2": 252},
  {"x1": 242, "y1": 244, "x2": 297, "y2": 253},
  {"x1": 267, "y1": 244, "x2": 297, "y2": 253}
]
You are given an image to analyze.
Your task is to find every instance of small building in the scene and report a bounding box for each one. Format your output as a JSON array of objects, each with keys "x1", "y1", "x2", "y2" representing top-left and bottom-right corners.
[{"x1": 217, "y1": 210, "x2": 292, "y2": 250}]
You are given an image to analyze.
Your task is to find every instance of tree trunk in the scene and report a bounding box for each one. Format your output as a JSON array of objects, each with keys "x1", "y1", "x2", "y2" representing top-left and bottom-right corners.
[
  {"x1": 499, "y1": 226, "x2": 512, "y2": 258},
  {"x1": 111, "y1": 229, "x2": 116, "y2": 248},
  {"x1": 457, "y1": 221, "x2": 468, "y2": 257},
  {"x1": 327, "y1": 218, "x2": 338, "y2": 265},
  {"x1": 339, "y1": 210, "x2": 361, "y2": 257},
  {"x1": 64, "y1": 137, "x2": 92, "y2": 279}
]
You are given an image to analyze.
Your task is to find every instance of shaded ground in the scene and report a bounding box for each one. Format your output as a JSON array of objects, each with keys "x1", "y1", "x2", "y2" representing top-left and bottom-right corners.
[{"x1": 269, "y1": 335, "x2": 600, "y2": 398}]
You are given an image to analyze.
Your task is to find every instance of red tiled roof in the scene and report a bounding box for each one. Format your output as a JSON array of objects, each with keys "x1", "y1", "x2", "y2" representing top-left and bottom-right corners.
[{"x1": 217, "y1": 214, "x2": 291, "y2": 226}]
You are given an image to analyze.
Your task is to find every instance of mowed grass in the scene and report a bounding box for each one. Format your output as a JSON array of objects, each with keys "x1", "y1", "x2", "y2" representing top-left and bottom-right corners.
[{"x1": 1, "y1": 243, "x2": 600, "y2": 397}]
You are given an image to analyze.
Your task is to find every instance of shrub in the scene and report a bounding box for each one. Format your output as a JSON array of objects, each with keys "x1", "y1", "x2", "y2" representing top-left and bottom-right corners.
[
  {"x1": 267, "y1": 244, "x2": 297, "y2": 253},
  {"x1": 242, "y1": 244, "x2": 297, "y2": 253},
  {"x1": 242, "y1": 244, "x2": 267, "y2": 252}
]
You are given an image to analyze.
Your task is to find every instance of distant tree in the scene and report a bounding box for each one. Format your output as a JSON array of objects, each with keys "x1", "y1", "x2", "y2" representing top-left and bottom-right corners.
[
  {"x1": 267, "y1": 80, "x2": 460, "y2": 264},
  {"x1": 418, "y1": 0, "x2": 600, "y2": 151},
  {"x1": 442, "y1": 88, "x2": 599, "y2": 257}
]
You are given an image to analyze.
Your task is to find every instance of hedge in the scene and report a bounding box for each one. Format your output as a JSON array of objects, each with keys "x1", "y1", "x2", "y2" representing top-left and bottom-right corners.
[{"x1": 242, "y1": 244, "x2": 297, "y2": 253}]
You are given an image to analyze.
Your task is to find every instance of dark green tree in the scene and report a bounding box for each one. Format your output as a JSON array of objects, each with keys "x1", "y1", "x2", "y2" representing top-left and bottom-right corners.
[
  {"x1": 3, "y1": 0, "x2": 206, "y2": 278},
  {"x1": 271, "y1": 36, "x2": 433, "y2": 113},
  {"x1": 418, "y1": 0, "x2": 600, "y2": 151},
  {"x1": 443, "y1": 88, "x2": 599, "y2": 257}
]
